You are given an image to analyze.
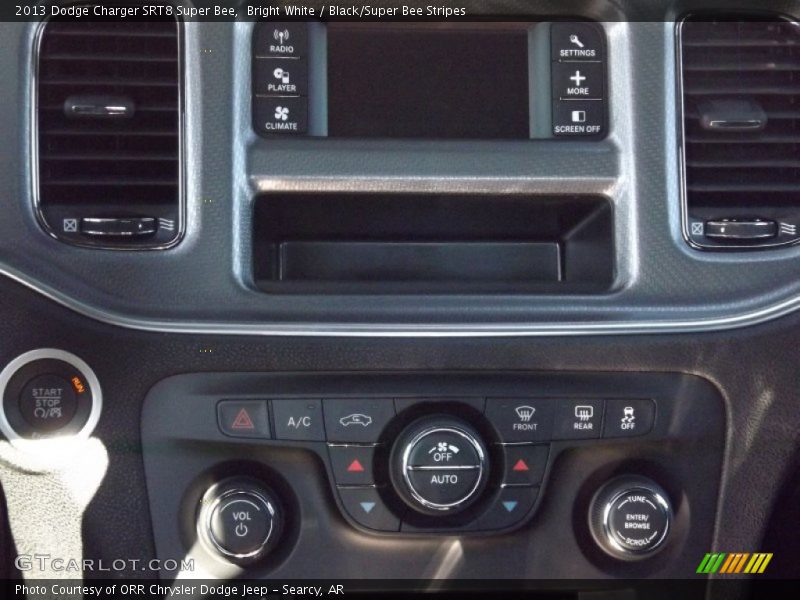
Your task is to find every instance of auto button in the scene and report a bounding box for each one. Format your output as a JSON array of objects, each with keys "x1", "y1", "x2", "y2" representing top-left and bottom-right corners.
[{"x1": 392, "y1": 418, "x2": 489, "y2": 515}]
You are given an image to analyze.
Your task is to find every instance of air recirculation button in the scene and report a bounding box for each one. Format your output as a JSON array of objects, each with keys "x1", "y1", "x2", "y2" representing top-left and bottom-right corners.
[{"x1": 391, "y1": 417, "x2": 489, "y2": 515}]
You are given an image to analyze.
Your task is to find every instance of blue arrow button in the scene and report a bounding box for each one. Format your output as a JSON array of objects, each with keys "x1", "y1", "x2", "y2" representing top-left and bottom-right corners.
[
  {"x1": 502, "y1": 501, "x2": 518, "y2": 513},
  {"x1": 360, "y1": 501, "x2": 376, "y2": 514}
]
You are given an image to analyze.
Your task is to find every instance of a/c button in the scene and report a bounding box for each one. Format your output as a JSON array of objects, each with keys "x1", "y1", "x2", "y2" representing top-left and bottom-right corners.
[{"x1": 272, "y1": 399, "x2": 325, "y2": 441}]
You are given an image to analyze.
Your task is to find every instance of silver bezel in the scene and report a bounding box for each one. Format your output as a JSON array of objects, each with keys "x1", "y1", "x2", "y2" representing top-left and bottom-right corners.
[
  {"x1": 401, "y1": 426, "x2": 486, "y2": 512},
  {"x1": 29, "y1": 13, "x2": 186, "y2": 251},
  {"x1": 200, "y1": 488, "x2": 276, "y2": 561},
  {"x1": 676, "y1": 13, "x2": 800, "y2": 251},
  {"x1": 0, "y1": 348, "x2": 103, "y2": 450}
]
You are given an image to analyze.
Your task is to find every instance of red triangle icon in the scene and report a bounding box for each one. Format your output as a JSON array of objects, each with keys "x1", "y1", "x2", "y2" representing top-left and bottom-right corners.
[
  {"x1": 231, "y1": 408, "x2": 255, "y2": 430},
  {"x1": 512, "y1": 459, "x2": 530, "y2": 472},
  {"x1": 347, "y1": 459, "x2": 365, "y2": 473}
]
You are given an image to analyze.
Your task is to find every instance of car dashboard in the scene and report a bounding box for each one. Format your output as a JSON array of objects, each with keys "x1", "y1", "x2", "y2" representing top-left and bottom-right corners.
[{"x1": 0, "y1": 1, "x2": 798, "y2": 598}]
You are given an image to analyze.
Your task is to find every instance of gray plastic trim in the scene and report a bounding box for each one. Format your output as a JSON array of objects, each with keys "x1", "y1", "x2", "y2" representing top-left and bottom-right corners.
[{"x1": 5, "y1": 263, "x2": 800, "y2": 336}]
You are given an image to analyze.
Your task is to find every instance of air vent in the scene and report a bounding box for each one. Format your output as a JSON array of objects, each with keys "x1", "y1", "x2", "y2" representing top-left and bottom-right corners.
[
  {"x1": 35, "y1": 11, "x2": 182, "y2": 248},
  {"x1": 680, "y1": 14, "x2": 800, "y2": 249}
]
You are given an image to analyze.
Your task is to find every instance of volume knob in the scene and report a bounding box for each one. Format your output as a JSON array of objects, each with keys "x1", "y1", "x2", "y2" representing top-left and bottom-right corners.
[{"x1": 198, "y1": 477, "x2": 283, "y2": 564}]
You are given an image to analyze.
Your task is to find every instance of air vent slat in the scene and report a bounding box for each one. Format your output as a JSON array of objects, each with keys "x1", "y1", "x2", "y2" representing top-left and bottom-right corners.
[
  {"x1": 41, "y1": 77, "x2": 177, "y2": 88},
  {"x1": 36, "y1": 9, "x2": 182, "y2": 248},
  {"x1": 687, "y1": 159, "x2": 800, "y2": 168},
  {"x1": 42, "y1": 152, "x2": 178, "y2": 162},
  {"x1": 44, "y1": 53, "x2": 178, "y2": 63},
  {"x1": 44, "y1": 179, "x2": 178, "y2": 187},
  {"x1": 680, "y1": 14, "x2": 800, "y2": 248},
  {"x1": 47, "y1": 28, "x2": 175, "y2": 38},
  {"x1": 42, "y1": 128, "x2": 176, "y2": 137}
]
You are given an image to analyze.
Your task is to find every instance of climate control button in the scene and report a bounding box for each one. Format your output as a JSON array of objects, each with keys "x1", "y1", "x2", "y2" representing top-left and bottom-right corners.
[
  {"x1": 406, "y1": 429, "x2": 481, "y2": 468},
  {"x1": 406, "y1": 468, "x2": 481, "y2": 507},
  {"x1": 392, "y1": 417, "x2": 489, "y2": 515}
]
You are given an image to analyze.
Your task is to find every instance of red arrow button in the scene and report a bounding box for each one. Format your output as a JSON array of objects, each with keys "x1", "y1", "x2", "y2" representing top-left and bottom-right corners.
[
  {"x1": 347, "y1": 459, "x2": 365, "y2": 473},
  {"x1": 512, "y1": 458, "x2": 530, "y2": 472}
]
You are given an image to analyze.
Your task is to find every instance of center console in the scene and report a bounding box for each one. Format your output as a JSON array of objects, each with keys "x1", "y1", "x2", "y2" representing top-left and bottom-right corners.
[{"x1": 252, "y1": 20, "x2": 608, "y2": 139}]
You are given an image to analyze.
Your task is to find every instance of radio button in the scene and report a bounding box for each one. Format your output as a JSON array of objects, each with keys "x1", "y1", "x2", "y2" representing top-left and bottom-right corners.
[{"x1": 254, "y1": 22, "x2": 307, "y2": 58}]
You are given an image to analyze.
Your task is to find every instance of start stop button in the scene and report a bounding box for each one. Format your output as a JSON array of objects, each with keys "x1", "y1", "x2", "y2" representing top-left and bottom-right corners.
[
  {"x1": 19, "y1": 374, "x2": 78, "y2": 431},
  {"x1": 0, "y1": 349, "x2": 101, "y2": 447}
]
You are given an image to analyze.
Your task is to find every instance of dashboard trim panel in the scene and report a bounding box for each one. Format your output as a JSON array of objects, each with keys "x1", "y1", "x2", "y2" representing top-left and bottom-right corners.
[{"x1": 4, "y1": 265, "x2": 800, "y2": 337}]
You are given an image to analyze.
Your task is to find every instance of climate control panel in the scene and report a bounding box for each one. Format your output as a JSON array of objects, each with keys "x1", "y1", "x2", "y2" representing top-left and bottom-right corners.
[
  {"x1": 211, "y1": 395, "x2": 656, "y2": 534},
  {"x1": 142, "y1": 372, "x2": 724, "y2": 578}
]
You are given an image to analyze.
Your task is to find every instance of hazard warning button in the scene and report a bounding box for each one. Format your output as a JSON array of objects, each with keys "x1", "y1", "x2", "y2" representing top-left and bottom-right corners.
[{"x1": 217, "y1": 400, "x2": 271, "y2": 439}]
